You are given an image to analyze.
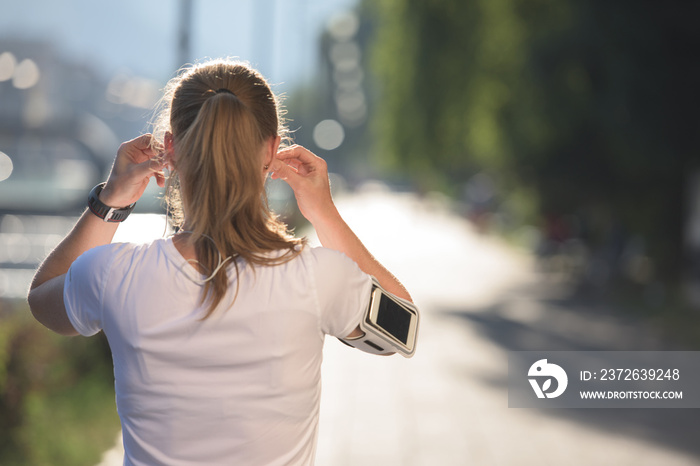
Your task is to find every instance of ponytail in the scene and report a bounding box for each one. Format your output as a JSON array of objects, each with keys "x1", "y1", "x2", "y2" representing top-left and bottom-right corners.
[
  {"x1": 155, "y1": 60, "x2": 304, "y2": 317},
  {"x1": 178, "y1": 91, "x2": 264, "y2": 228}
]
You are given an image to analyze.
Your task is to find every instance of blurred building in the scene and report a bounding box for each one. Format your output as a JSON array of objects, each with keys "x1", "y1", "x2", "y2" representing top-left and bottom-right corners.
[
  {"x1": 0, "y1": 38, "x2": 164, "y2": 213},
  {"x1": 288, "y1": 8, "x2": 379, "y2": 186},
  {"x1": 0, "y1": 38, "x2": 163, "y2": 299}
]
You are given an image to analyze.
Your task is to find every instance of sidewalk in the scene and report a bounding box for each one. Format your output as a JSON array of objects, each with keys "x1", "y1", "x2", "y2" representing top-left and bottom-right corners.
[{"x1": 313, "y1": 187, "x2": 698, "y2": 466}]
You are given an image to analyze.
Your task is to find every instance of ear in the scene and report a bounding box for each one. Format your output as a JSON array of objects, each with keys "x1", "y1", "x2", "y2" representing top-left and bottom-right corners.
[{"x1": 264, "y1": 135, "x2": 281, "y2": 169}]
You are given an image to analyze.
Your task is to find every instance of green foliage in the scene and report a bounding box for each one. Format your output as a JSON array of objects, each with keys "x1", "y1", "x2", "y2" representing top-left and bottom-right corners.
[
  {"x1": 0, "y1": 302, "x2": 120, "y2": 466},
  {"x1": 367, "y1": 0, "x2": 700, "y2": 284}
]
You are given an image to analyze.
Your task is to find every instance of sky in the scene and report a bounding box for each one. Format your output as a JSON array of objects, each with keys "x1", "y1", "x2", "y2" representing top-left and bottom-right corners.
[{"x1": 0, "y1": 0, "x2": 358, "y2": 91}]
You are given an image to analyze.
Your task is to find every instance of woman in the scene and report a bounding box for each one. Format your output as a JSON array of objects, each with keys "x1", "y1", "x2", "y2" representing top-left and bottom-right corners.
[{"x1": 27, "y1": 59, "x2": 413, "y2": 465}]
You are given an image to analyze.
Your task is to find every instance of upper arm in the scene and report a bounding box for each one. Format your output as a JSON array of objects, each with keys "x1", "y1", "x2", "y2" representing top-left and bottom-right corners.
[
  {"x1": 27, "y1": 274, "x2": 79, "y2": 336},
  {"x1": 313, "y1": 248, "x2": 373, "y2": 338}
]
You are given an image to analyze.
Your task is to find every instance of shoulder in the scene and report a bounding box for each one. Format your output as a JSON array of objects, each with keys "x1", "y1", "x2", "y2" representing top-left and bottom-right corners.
[
  {"x1": 76, "y1": 241, "x2": 141, "y2": 263},
  {"x1": 302, "y1": 246, "x2": 359, "y2": 268},
  {"x1": 294, "y1": 246, "x2": 364, "y2": 276},
  {"x1": 72, "y1": 242, "x2": 129, "y2": 268},
  {"x1": 71, "y1": 240, "x2": 161, "y2": 275},
  {"x1": 263, "y1": 247, "x2": 368, "y2": 288},
  {"x1": 301, "y1": 246, "x2": 370, "y2": 284}
]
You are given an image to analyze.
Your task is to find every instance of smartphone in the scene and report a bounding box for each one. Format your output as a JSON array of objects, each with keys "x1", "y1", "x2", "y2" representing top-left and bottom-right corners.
[{"x1": 340, "y1": 282, "x2": 419, "y2": 358}]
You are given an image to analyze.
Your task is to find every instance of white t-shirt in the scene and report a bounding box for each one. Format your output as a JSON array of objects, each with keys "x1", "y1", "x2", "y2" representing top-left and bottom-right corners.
[{"x1": 63, "y1": 238, "x2": 372, "y2": 466}]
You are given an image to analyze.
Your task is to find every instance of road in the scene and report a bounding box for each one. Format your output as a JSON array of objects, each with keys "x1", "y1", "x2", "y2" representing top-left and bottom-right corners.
[{"x1": 97, "y1": 186, "x2": 700, "y2": 466}]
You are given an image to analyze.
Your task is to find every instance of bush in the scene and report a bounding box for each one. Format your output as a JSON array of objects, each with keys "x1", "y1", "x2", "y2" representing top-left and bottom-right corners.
[{"x1": 0, "y1": 300, "x2": 120, "y2": 466}]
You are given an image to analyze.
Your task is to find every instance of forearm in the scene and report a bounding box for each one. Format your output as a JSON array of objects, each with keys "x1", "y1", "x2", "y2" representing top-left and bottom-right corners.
[
  {"x1": 27, "y1": 134, "x2": 164, "y2": 335},
  {"x1": 30, "y1": 209, "x2": 118, "y2": 290},
  {"x1": 271, "y1": 145, "x2": 412, "y2": 302},
  {"x1": 311, "y1": 206, "x2": 412, "y2": 302}
]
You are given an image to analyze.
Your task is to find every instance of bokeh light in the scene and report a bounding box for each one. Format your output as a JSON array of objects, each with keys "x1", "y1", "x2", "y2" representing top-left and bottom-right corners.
[
  {"x1": 313, "y1": 119, "x2": 345, "y2": 150},
  {"x1": 0, "y1": 151, "x2": 13, "y2": 182},
  {"x1": 0, "y1": 51, "x2": 16, "y2": 81},
  {"x1": 12, "y1": 58, "x2": 40, "y2": 89}
]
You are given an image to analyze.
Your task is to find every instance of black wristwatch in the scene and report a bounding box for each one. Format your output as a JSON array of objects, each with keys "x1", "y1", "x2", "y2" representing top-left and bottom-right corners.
[{"x1": 87, "y1": 183, "x2": 136, "y2": 223}]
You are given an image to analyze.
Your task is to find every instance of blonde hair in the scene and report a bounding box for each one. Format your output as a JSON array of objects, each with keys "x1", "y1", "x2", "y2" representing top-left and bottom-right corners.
[{"x1": 152, "y1": 58, "x2": 304, "y2": 318}]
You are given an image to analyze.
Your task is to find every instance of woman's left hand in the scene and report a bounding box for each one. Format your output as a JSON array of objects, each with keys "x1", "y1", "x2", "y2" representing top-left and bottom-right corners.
[{"x1": 99, "y1": 134, "x2": 166, "y2": 208}]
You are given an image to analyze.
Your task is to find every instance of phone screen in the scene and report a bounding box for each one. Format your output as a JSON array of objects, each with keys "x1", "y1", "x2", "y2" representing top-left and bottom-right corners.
[{"x1": 376, "y1": 294, "x2": 412, "y2": 344}]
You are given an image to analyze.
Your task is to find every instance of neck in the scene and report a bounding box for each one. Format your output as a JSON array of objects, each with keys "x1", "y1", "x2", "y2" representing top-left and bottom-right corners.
[{"x1": 172, "y1": 231, "x2": 198, "y2": 263}]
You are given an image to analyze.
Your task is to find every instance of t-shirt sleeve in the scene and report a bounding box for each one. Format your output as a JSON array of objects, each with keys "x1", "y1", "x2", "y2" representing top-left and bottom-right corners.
[
  {"x1": 63, "y1": 244, "x2": 114, "y2": 336},
  {"x1": 311, "y1": 247, "x2": 373, "y2": 338}
]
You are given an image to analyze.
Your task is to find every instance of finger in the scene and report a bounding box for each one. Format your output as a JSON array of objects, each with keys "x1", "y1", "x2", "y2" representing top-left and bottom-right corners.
[
  {"x1": 270, "y1": 159, "x2": 299, "y2": 182},
  {"x1": 276, "y1": 145, "x2": 318, "y2": 163},
  {"x1": 140, "y1": 142, "x2": 163, "y2": 159},
  {"x1": 116, "y1": 136, "x2": 158, "y2": 166},
  {"x1": 148, "y1": 157, "x2": 166, "y2": 177},
  {"x1": 275, "y1": 144, "x2": 301, "y2": 157},
  {"x1": 126, "y1": 157, "x2": 164, "y2": 182},
  {"x1": 130, "y1": 134, "x2": 164, "y2": 160},
  {"x1": 150, "y1": 138, "x2": 165, "y2": 151},
  {"x1": 285, "y1": 158, "x2": 304, "y2": 171},
  {"x1": 154, "y1": 171, "x2": 165, "y2": 188},
  {"x1": 118, "y1": 134, "x2": 151, "y2": 156},
  {"x1": 131, "y1": 133, "x2": 155, "y2": 149}
]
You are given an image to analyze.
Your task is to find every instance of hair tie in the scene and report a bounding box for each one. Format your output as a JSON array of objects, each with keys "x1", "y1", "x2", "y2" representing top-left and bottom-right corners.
[{"x1": 214, "y1": 88, "x2": 236, "y2": 97}]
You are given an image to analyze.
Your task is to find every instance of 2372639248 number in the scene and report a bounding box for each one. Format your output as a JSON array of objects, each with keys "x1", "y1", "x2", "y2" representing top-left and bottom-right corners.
[{"x1": 599, "y1": 368, "x2": 680, "y2": 381}]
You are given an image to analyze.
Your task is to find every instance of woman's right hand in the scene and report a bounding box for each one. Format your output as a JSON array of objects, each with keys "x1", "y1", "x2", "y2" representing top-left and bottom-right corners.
[{"x1": 270, "y1": 145, "x2": 338, "y2": 225}]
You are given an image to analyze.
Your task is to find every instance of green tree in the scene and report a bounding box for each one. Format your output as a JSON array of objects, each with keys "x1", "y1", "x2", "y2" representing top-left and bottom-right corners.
[{"x1": 367, "y1": 0, "x2": 700, "y2": 286}]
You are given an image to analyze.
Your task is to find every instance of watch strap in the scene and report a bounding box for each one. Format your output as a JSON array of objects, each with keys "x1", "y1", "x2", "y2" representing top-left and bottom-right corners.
[{"x1": 87, "y1": 183, "x2": 136, "y2": 223}]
